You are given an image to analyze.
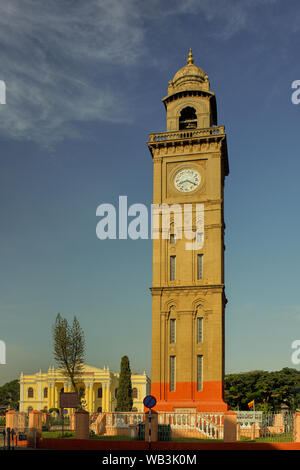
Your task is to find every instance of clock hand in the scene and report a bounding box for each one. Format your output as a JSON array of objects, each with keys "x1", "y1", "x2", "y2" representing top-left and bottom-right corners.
[{"x1": 181, "y1": 179, "x2": 196, "y2": 185}]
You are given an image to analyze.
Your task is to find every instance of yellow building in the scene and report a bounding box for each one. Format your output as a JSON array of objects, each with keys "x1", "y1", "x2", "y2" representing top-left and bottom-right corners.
[
  {"x1": 19, "y1": 364, "x2": 150, "y2": 414},
  {"x1": 149, "y1": 49, "x2": 229, "y2": 412}
]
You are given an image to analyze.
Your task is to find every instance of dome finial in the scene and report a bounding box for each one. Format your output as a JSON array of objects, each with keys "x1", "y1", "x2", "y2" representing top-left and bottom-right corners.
[{"x1": 187, "y1": 48, "x2": 194, "y2": 65}]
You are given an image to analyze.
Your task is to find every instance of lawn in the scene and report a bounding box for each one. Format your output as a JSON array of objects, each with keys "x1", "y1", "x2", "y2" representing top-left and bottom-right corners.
[{"x1": 41, "y1": 431, "x2": 136, "y2": 441}]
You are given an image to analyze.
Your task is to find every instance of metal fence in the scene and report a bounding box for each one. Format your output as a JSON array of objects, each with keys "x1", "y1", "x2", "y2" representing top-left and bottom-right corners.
[
  {"x1": 259, "y1": 412, "x2": 294, "y2": 442},
  {"x1": 237, "y1": 411, "x2": 294, "y2": 442},
  {"x1": 0, "y1": 426, "x2": 36, "y2": 449}
]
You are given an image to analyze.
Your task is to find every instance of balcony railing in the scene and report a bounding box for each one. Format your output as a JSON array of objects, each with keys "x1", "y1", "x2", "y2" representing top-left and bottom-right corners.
[{"x1": 148, "y1": 126, "x2": 225, "y2": 143}]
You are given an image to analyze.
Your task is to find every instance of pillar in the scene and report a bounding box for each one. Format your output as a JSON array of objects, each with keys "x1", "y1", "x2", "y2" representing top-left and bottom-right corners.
[
  {"x1": 91, "y1": 384, "x2": 95, "y2": 414},
  {"x1": 236, "y1": 423, "x2": 241, "y2": 441},
  {"x1": 88, "y1": 383, "x2": 93, "y2": 413},
  {"x1": 223, "y1": 411, "x2": 237, "y2": 442},
  {"x1": 75, "y1": 410, "x2": 89, "y2": 439},
  {"x1": 106, "y1": 383, "x2": 111, "y2": 412},
  {"x1": 102, "y1": 384, "x2": 107, "y2": 411},
  {"x1": 250, "y1": 423, "x2": 256, "y2": 440},
  {"x1": 145, "y1": 411, "x2": 158, "y2": 443},
  {"x1": 28, "y1": 410, "x2": 43, "y2": 447},
  {"x1": 19, "y1": 374, "x2": 24, "y2": 412},
  {"x1": 5, "y1": 411, "x2": 17, "y2": 430},
  {"x1": 294, "y1": 413, "x2": 300, "y2": 442}
]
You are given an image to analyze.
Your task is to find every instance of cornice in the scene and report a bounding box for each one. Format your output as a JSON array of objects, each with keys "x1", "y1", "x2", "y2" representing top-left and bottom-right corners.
[{"x1": 150, "y1": 284, "x2": 225, "y2": 294}]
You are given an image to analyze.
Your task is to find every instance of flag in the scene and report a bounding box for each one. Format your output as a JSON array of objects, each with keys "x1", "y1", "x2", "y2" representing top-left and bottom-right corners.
[{"x1": 248, "y1": 400, "x2": 254, "y2": 408}]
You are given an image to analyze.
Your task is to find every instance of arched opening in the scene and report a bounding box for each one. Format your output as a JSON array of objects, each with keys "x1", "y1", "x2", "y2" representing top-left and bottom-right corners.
[
  {"x1": 179, "y1": 106, "x2": 197, "y2": 129},
  {"x1": 27, "y1": 387, "x2": 34, "y2": 398},
  {"x1": 43, "y1": 387, "x2": 48, "y2": 398}
]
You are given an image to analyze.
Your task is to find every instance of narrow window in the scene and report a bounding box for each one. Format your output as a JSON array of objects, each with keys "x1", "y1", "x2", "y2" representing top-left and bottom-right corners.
[
  {"x1": 197, "y1": 254, "x2": 203, "y2": 280},
  {"x1": 197, "y1": 355, "x2": 203, "y2": 391},
  {"x1": 170, "y1": 234, "x2": 176, "y2": 244},
  {"x1": 132, "y1": 388, "x2": 138, "y2": 399},
  {"x1": 43, "y1": 387, "x2": 48, "y2": 398},
  {"x1": 170, "y1": 256, "x2": 176, "y2": 281},
  {"x1": 197, "y1": 232, "x2": 203, "y2": 244},
  {"x1": 170, "y1": 319, "x2": 176, "y2": 343},
  {"x1": 197, "y1": 317, "x2": 203, "y2": 343},
  {"x1": 27, "y1": 387, "x2": 34, "y2": 398},
  {"x1": 170, "y1": 356, "x2": 176, "y2": 392},
  {"x1": 98, "y1": 387, "x2": 102, "y2": 398}
]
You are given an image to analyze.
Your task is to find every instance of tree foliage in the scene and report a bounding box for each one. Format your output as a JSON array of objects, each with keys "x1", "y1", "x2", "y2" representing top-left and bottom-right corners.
[
  {"x1": 116, "y1": 356, "x2": 133, "y2": 412},
  {"x1": 52, "y1": 313, "x2": 85, "y2": 405},
  {"x1": 0, "y1": 379, "x2": 19, "y2": 410},
  {"x1": 225, "y1": 368, "x2": 300, "y2": 411}
]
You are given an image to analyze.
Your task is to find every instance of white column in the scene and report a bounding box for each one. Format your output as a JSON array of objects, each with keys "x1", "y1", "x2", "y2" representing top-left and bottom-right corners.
[
  {"x1": 101, "y1": 383, "x2": 105, "y2": 412},
  {"x1": 19, "y1": 374, "x2": 24, "y2": 412},
  {"x1": 107, "y1": 381, "x2": 111, "y2": 412},
  {"x1": 38, "y1": 378, "x2": 42, "y2": 410}
]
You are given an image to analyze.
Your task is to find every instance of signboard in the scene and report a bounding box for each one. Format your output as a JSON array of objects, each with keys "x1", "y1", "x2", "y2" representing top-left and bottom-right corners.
[
  {"x1": 59, "y1": 392, "x2": 78, "y2": 409},
  {"x1": 143, "y1": 395, "x2": 156, "y2": 409},
  {"x1": 237, "y1": 411, "x2": 263, "y2": 428}
]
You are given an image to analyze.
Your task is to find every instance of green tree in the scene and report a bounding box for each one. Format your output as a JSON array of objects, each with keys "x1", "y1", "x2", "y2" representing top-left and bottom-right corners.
[
  {"x1": 225, "y1": 368, "x2": 300, "y2": 411},
  {"x1": 0, "y1": 379, "x2": 19, "y2": 410},
  {"x1": 116, "y1": 356, "x2": 133, "y2": 411},
  {"x1": 52, "y1": 313, "x2": 85, "y2": 406}
]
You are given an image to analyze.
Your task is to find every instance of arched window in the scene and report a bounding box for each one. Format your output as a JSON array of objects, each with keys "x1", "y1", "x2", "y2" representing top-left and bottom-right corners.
[
  {"x1": 132, "y1": 388, "x2": 138, "y2": 399},
  {"x1": 43, "y1": 387, "x2": 48, "y2": 398},
  {"x1": 98, "y1": 387, "x2": 102, "y2": 398},
  {"x1": 27, "y1": 387, "x2": 34, "y2": 398},
  {"x1": 179, "y1": 106, "x2": 197, "y2": 129}
]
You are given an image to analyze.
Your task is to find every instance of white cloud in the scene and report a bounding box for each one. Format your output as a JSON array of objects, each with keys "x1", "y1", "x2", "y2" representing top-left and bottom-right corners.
[
  {"x1": 0, "y1": 0, "x2": 144, "y2": 145},
  {"x1": 0, "y1": 0, "x2": 283, "y2": 146},
  {"x1": 153, "y1": 0, "x2": 279, "y2": 40}
]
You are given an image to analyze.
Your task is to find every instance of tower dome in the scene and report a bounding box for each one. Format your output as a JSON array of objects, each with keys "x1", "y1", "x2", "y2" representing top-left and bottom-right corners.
[
  {"x1": 162, "y1": 49, "x2": 217, "y2": 131},
  {"x1": 167, "y1": 49, "x2": 210, "y2": 95}
]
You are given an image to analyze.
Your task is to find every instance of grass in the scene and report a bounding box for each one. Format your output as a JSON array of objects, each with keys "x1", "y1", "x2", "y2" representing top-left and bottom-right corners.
[
  {"x1": 41, "y1": 431, "x2": 135, "y2": 441},
  {"x1": 90, "y1": 435, "x2": 136, "y2": 441},
  {"x1": 42, "y1": 431, "x2": 75, "y2": 439},
  {"x1": 240, "y1": 433, "x2": 293, "y2": 443}
]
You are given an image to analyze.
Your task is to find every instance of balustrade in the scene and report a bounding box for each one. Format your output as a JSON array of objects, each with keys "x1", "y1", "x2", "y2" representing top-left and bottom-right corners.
[{"x1": 148, "y1": 126, "x2": 225, "y2": 143}]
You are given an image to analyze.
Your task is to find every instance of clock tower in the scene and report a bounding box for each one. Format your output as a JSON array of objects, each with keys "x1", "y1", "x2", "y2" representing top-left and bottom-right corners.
[{"x1": 148, "y1": 50, "x2": 229, "y2": 412}]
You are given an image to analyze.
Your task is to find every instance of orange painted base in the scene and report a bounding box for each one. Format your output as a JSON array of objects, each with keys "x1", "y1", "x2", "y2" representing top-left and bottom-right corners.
[{"x1": 151, "y1": 380, "x2": 228, "y2": 412}]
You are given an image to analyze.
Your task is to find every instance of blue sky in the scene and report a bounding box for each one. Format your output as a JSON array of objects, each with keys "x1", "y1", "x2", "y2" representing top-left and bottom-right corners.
[{"x1": 1, "y1": 0, "x2": 300, "y2": 385}]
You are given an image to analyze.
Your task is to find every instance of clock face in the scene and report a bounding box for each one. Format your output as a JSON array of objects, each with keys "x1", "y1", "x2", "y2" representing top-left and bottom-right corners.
[{"x1": 174, "y1": 168, "x2": 201, "y2": 193}]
